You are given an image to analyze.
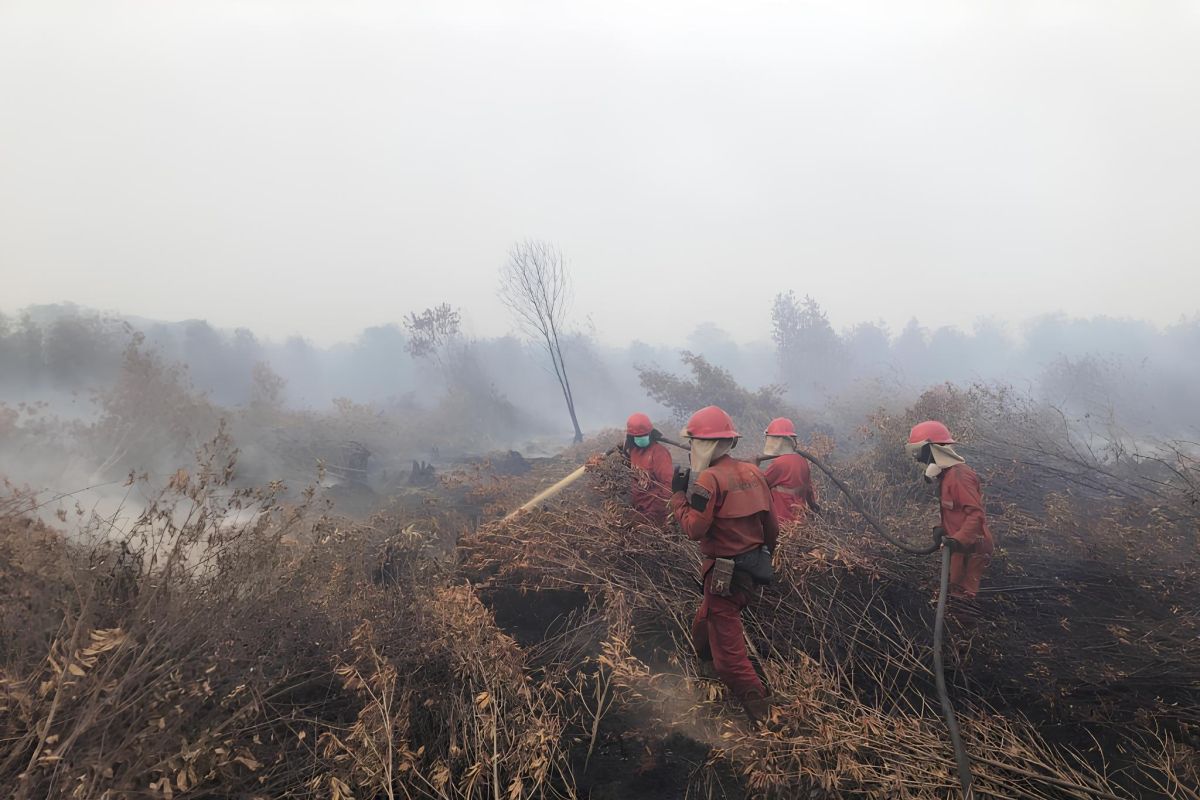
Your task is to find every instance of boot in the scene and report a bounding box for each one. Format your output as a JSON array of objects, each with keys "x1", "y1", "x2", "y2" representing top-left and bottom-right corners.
[
  {"x1": 740, "y1": 689, "x2": 771, "y2": 727},
  {"x1": 694, "y1": 658, "x2": 720, "y2": 682}
]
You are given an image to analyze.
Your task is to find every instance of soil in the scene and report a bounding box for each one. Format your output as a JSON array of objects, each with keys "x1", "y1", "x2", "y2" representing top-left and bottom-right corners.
[{"x1": 475, "y1": 582, "x2": 745, "y2": 799}]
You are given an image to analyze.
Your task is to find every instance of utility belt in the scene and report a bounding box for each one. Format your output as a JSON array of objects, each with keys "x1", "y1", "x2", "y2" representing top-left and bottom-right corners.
[{"x1": 709, "y1": 546, "x2": 774, "y2": 597}]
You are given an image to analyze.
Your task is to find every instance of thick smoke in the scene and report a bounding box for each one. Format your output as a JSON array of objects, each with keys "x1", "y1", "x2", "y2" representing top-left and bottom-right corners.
[{"x1": 1, "y1": 299, "x2": 1197, "y2": 516}]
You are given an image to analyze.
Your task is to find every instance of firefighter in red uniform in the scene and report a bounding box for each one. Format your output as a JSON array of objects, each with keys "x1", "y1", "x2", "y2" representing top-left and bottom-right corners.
[
  {"x1": 759, "y1": 417, "x2": 820, "y2": 524},
  {"x1": 670, "y1": 406, "x2": 779, "y2": 724},
  {"x1": 624, "y1": 412, "x2": 674, "y2": 526},
  {"x1": 907, "y1": 421, "x2": 995, "y2": 600}
]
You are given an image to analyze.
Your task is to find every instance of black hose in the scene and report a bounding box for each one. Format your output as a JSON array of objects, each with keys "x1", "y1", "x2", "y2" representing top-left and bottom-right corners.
[
  {"x1": 769, "y1": 448, "x2": 974, "y2": 799},
  {"x1": 935, "y1": 546, "x2": 975, "y2": 799},
  {"x1": 671, "y1": 441, "x2": 971, "y2": 796},
  {"x1": 788, "y1": 449, "x2": 941, "y2": 555}
]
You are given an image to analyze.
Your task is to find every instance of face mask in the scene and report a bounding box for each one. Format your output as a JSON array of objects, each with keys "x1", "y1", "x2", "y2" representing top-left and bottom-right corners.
[
  {"x1": 763, "y1": 436, "x2": 795, "y2": 457},
  {"x1": 689, "y1": 438, "x2": 735, "y2": 472},
  {"x1": 633, "y1": 435, "x2": 651, "y2": 448}
]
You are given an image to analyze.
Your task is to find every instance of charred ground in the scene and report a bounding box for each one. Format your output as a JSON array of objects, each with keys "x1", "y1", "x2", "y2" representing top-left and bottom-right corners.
[{"x1": 2, "y1": 381, "x2": 1197, "y2": 798}]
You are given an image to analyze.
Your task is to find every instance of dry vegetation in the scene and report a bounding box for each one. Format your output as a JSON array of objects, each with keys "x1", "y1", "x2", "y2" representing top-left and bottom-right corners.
[{"x1": 1, "y1": 381, "x2": 1198, "y2": 798}]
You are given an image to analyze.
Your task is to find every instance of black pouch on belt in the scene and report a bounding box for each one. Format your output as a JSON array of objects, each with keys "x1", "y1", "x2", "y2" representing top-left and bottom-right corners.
[
  {"x1": 709, "y1": 558, "x2": 735, "y2": 597},
  {"x1": 732, "y1": 547, "x2": 775, "y2": 585}
]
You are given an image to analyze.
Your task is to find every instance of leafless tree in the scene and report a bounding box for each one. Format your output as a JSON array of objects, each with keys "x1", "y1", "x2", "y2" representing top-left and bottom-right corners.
[
  {"x1": 499, "y1": 240, "x2": 584, "y2": 442},
  {"x1": 403, "y1": 303, "x2": 462, "y2": 366}
]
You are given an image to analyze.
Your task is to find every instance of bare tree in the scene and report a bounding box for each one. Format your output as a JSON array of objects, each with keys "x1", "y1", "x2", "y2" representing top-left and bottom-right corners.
[
  {"x1": 499, "y1": 240, "x2": 584, "y2": 442},
  {"x1": 403, "y1": 303, "x2": 462, "y2": 366}
]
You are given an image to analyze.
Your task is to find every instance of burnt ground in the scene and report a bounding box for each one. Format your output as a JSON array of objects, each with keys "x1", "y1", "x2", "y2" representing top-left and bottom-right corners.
[
  {"x1": 475, "y1": 582, "x2": 744, "y2": 799},
  {"x1": 349, "y1": 442, "x2": 1200, "y2": 798}
]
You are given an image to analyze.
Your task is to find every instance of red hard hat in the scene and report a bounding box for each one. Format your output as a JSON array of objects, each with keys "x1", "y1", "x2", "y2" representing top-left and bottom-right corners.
[
  {"x1": 765, "y1": 417, "x2": 797, "y2": 437},
  {"x1": 685, "y1": 406, "x2": 739, "y2": 439},
  {"x1": 908, "y1": 420, "x2": 955, "y2": 445},
  {"x1": 626, "y1": 412, "x2": 653, "y2": 436}
]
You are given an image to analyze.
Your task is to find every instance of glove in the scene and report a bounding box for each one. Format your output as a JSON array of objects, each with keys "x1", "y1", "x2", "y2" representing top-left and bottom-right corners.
[
  {"x1": 671, "y1": 466, "x2": 691, "y2": 494},
  {"x1": 937, "y1": 528, "x2": 966, "y2": 552}
]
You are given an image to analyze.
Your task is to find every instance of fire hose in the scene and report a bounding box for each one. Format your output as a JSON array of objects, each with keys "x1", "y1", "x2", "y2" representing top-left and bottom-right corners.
[
  {"x1": 501, "y1": 438, "x2": 972, "y2": 798},
  {"x1": 500, "y1": 446, "x2": 621, "y2": 522},
  {"x1": 761, "y1": 447, "x2": 974, "y2": 800}
]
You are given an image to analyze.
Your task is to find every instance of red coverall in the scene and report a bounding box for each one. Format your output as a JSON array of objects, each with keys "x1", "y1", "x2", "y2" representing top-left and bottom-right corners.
[
  {"x1": 670, "y1": 455, "x2": 779, "y2": 700},
  {"x1": 938, "y1": 464, "x2": 995, "y2": 599},
  {"x1": 629, "y1": 441, "x2": 674, "y2": 525},
  {"x1": 763, "y1": 453, "x2": 817, "y2": 525}
]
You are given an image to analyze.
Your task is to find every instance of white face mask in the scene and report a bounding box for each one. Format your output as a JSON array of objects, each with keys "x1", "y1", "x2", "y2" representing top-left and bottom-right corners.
[
  {"x1": 687, "y1": 438, "x2": 735, "y2": 472},
  {"x1": 919, "y1": 443, "x2": 965, "y2": 481},
  {"x1": 763, "y1": 436, "x2": 796, "y2": 457}
]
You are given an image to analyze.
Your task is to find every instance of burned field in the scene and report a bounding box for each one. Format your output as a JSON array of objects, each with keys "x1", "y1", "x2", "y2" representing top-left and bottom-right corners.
[{"x1": 1, "y1": 389, "x2": 1198, "y2": 799}]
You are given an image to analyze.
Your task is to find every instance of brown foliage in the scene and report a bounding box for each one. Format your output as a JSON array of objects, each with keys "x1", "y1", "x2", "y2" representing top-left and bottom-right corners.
[
  {"x1": 4, "y1": 388, "x2": 1200, "y2": 798},
  {"x1": 459, "y1": 422, "x2": 1200, "y2": 798},
  {"x1": 0, "y1": 438, "x2": 573, "y2": 799}
]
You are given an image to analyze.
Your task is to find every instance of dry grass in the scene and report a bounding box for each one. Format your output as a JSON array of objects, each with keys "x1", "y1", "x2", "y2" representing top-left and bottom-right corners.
[
  {"x1": 460, "y1": 425, "x2": 1200, "y2": 799},
  {"x1": 0, "y1": 439, "x2": 574, "y2": 799},
  {"x1": 2, "y1": 386, "x2": 1198, "y2": 798}
]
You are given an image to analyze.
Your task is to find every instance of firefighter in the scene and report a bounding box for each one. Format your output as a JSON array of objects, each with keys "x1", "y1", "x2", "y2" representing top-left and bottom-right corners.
[
  {"x1": 907, "y1": 420, "x2": 995, "y2": 600},
  {"x1": 624, "y1": 412, "x2": 674, "y2": 526},
  {"x1": 760, "y1": 417, "x2": 820, "y2": 524},
  {"x1": 670, "y1": 405, "x2": 778, "y2": 724}
]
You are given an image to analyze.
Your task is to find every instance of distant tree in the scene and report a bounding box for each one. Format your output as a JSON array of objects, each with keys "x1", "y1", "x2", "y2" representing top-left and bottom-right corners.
[
  {"x1": 250, "y1": 361, "x2": 287, "y2": 412},
  {"x1": 279, "y1": 336, "x2": 324, "y2": 406},
  {"x1": 845, "y1": 321, "x2": 891, "y2": 374},
  {"x1": 402, "y1": 304, "x2": 462, "y2": 365},
  {"x1": 771, "y1": 292, "x2": 845, "y2": 400},
  {"x1": 231, "y1": 327, "x2": 262, "y2": 368},
  {"x1": 90, "y1": 333, "x2": 218, "y2": 478},
  {"x1": 0, "y1": 312, "x2": 10, "y2": 376},
  {"x1": 927, "y1": 327, "x2": 973, "y2": 382},
  {"x1": 341, "y1": 324, "x2": 414, "y2": 402},
  {"x1": 44, "y1": 315, "x2": 109, "y2": 387},
  {"x1": 686, "y1": 322, "x2": 740, "y2": 369},
  {"x1": 181, "y1": 320, "x2": 226, "y2": 389},
  {"x1": 637, "y1": 351, "x2": 802, "y2": 440},
  {"x1": 16, "y1": 313, "x2": 44, "y2": 383},
  {"x1": 499, "y1": 240, "x2": 583, "y2": 442},
  {"x1": 892, "y1": 318, "x2": 929, "y2": 380},
  {"x1": 400, "y1": 305, "x2": 523, "y2": 443}
]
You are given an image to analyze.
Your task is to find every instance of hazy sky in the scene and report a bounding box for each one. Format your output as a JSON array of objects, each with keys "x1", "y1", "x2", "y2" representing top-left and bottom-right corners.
[{"x1": 2, "y1": 1, "x2": 1198, "y2": 346}]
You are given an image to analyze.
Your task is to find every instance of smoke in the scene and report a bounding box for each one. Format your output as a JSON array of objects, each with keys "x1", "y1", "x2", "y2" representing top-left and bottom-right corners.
[{"x1": 1, "y1": 300, "x2": 1197, "y2": 524}]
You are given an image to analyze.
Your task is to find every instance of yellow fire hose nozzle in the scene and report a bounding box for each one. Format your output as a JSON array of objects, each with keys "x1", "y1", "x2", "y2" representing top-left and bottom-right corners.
[
  {"x1": 501, "y1": 464, "x2": 589, "y2": 522},
  {"x1": 501, "y1": 445, "x2": 623, "y2": 522},
  {"x1": 502, "y1": 435, "x2": 690, "y2": 523}
]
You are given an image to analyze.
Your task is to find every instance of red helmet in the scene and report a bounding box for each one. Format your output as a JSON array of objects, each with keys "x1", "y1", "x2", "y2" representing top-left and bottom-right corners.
[
  {"x1": 626, "y1": 412, "x2": 653, "y2": 436},
  {"x1": 908, "y1": 420, "x2": 955, "y2": 445},
  {"x1": 765, "y1": 417, "x2": 797, "y2": 437},
  {"x1": 685, "y1": 406, "x2": 739, "y2": 440}
]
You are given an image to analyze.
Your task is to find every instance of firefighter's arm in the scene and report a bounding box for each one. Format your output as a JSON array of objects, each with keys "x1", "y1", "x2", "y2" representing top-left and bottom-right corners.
[
  {"x1": 947, "y1": 474, "x2": 986, "y2": 549},
  {"x1": 762, "y1": 458, "x2": 784, "y2": 489},
  {"x1": 805, "y1": 477, "x2": 819, "y2": 513},
  {"x1": 670, "y1": 471, "x2": 717, "y2": 541},
  {"x1": 652, "y1": 448, "x2": 675, "y2": 491}
]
